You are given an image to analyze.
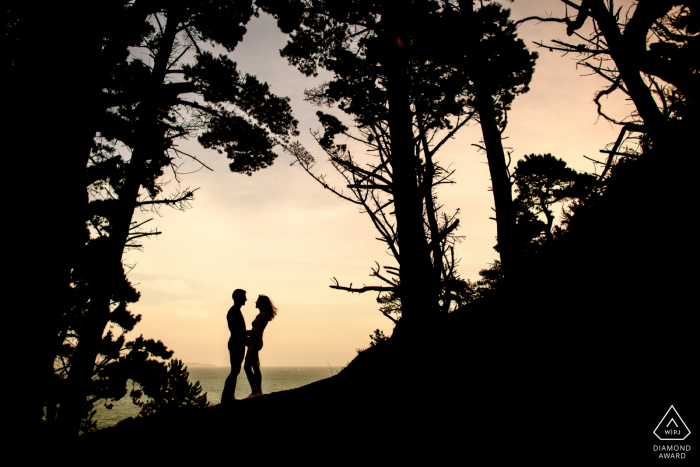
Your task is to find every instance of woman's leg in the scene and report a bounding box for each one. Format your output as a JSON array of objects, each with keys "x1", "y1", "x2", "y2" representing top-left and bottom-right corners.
[
  {"x1": 244, "y1": 363, "x2": 256, "y2": 394},
  {"x1": 252, "y1": 366, "x2": 262, "y2": 394}
]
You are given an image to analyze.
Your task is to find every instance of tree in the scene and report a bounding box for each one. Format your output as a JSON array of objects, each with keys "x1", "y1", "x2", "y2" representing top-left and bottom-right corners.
[
  {"x1": 261, "y1": 0, "x2": 538, "y2": 330},
  {"x1": 513, "y1": 153, "x2": 599, "y2": 244},
  {"x1": 262, "y1": 0, "x2": 538, "y2": 330},
  {"x1": 130, "y1": 359, "x2": 209, "y2": 418},
  {"x1": 652, "y1": 4, "x2": 698, "y2": 122},
  {"x1": 473, "y1": 259, "x2": 503, "y2": 300},
  {"x1": 48, "y1": 266, "x2": 146, "y2": 432},
  {"x1": 517, "y1": 1, "x2": 698, "y2": 170},
  {"x1": 513, "y1": 3, "x2": 698, "y2": 279},
  {"x1": 264, "y1": 0, "x2": 481, "y2": 331},
  {"x1": 54, "y1": 1, "x2": 298, "y2": 437},
  {"x1": 48, "y1": 263, "x2": 206, "y2": 433},
  {"x1": 6, "y1": 1, "x2": 166, "y2": 434},
  {"x1": 373, "y1": 274, "x2": 476, "y2": 325},
  {"x1": 368, "y1": 329, "x2": 389, "y2": 347},
  {"x1": 451, "y1": 0, "x2": 538, "y2": 279}
]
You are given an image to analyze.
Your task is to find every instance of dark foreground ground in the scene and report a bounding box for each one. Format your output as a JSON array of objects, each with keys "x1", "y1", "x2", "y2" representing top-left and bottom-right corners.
[
  {"x1": 77, "y1": 297, "x2": 696, "y2": 464},
  {"x1": 77, "y1": 140, "x2": 697, "y2": 464}
]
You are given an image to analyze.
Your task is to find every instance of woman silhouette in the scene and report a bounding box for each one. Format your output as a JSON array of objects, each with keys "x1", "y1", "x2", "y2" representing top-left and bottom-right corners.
[{"x1": 243, "y1": 295, "x2": 277, "y2": 398}]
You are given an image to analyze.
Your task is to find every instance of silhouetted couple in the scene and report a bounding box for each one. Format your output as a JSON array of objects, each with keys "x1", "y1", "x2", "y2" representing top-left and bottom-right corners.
[{"x1": 221, "y1": 289, "x2": 277, "y2": 403}]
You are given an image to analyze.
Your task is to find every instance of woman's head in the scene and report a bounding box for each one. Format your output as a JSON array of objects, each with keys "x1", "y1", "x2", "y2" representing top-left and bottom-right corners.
[{"x1": 255, "y1": 295, "x2": 277, "y2": 320}]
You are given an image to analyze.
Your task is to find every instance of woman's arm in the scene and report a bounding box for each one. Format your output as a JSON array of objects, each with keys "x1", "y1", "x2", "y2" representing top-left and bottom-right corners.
[{"x1": 247, "y1": 313, "x2": 269, "y2": 336}]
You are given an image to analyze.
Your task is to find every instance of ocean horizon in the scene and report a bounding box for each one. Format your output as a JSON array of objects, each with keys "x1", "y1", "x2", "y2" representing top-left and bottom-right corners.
[{"x1": 93, "y1": 366, "x2": 342, "y2": 430}]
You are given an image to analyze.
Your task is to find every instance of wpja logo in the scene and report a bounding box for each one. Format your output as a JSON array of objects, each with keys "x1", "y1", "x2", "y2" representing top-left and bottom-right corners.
[{"x1": 653, "y1": 405, "x2": 691, "y2": 460}]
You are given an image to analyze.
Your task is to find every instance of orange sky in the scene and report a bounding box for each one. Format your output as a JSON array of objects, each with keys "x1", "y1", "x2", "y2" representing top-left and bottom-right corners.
[{"x1": 124, "y1": 1, "x2": 638, "y2": 367}]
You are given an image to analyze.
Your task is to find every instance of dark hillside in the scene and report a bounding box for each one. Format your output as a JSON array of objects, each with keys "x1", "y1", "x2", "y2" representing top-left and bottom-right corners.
[{"x1": 77, "y1": 127, "x2": 696, "y2": 463}]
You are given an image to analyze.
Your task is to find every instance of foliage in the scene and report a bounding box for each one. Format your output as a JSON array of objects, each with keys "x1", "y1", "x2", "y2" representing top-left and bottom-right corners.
[
  {"x1": 374, "y1": 274, "x2": 479, "y2": 322},
  {"x1": 368, "y1": 329, "x2": 389, "y2": 347},
  {"x1": 131, "y1": 359, "x2": 209, "y2": 418},
  {"x1": 183, "y1": 51, "x2": 299, "y2": 175},
  {"x1": 523, "y1": 0, "x2": 699, "y2": 157},
  {"x1": 511, "y1": 2, "x2": 697, "y2": 277},
  {"x1": 441, "y1": 0, "x2": 537, "y2": 276},
  {"x1": 652, "y1": 4, "x2": 699, "y2": 122},
  {"x1": 472, "y1": 260, "x2": 503, "y2": 300},
  {"x1": 513, "y1": 154, "x2": 601, "y2": 246},
  {"x1": 376, "y1": 282, "x2": 402, "y2": 324},
  {"x1": 51, "y1": 261, "x2": 180, "y2": 432},
  {"x1": 50, "y1": 0, "x2": 298, "y2": 436},
  {"x1": 265, "y1": 0, "x2": 531, "y2": 326},
  {"x1": 452, "y1": 1, "x2": 538, "y2": 127}
]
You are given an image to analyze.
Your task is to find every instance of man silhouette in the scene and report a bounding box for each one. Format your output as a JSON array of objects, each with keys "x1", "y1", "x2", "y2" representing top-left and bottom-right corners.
[{"x1": 221, "y1": 289, "x2": 247, "y2": 403}]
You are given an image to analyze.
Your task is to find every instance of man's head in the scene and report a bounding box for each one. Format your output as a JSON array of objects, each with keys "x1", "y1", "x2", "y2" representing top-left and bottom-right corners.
[{"x1": 232, "y1": 289, "x2": 247, "y2": 305}]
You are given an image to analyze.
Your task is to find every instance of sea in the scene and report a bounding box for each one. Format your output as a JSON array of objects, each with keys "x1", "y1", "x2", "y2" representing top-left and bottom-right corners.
[{"x1": 93, "y1": 366, "x2": 341, "y2": 430}]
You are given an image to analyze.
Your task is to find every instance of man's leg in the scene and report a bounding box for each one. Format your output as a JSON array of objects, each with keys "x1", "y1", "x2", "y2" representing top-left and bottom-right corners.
[{"x1": 221, "y1": 344, "x2": 245, "y2": 403}]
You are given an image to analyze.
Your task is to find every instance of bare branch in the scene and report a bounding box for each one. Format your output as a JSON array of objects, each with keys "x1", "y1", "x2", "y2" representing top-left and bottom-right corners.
[
  {"x1": 598, "y1": 123, "x2": 646, "y2": 180},
  {"x1": 346, "y1": 183, "x2": 392, "y2": 192},
  {"x1": 583, "y1": 155, "x2": 607, "y2": 165},
  {"x1": 176, "y1": 98, "x2": 222, "y2": 118},
  {"x1": 380, "y1": 310, "x2": 399, "y2": 324},
  {"x1": 593, "y1": 75, "x2": 626, "y2": 125},
  {"x1": 428, "y1": 112, "x2": 476, "y2": 158},
  {"x1": 284, "y1": 142, "x2": 362, "y2": 205},
  {"x1": 168, "y1": 46, "x2": 190, "y2": 70},
  {"x1": 330, "y1": 155, "x2": 392, "y2": 186},
  {"x1": 171, "y1": 147, "x2": 214, "y2": 171},
  {"x1": 304, "y1": 83, "x2": 334, "y2": 107},
  {"x1": 127, "y1": 231, "x2": 162, "y2": 242},
  {"x1": 135, "y1": 188, "x2": 198, "y2": 207},
  {"x1": 330, "y1": 283, "x2": 395, "y2": 294},
  {"x1": 362, "y1": 196, "x2": 400, "y2": 259},
  {"x1": 515, "y1": 15, "x2": 568, "y2": 27},
  {"x1": 370, "y1": 261, "x2": 398, "y2": 287},
  {"x1": 129, "y1": 218, "x2": 154, "y2": 231},
  {"x1": 428, "y1": 219, "x2": 460, "y2": 250},
  {"x1": 561, "y1": 0, "x2": 582, "y2": 10},
  {"x1": 185, "y1": 27, "x2": 202, "y2": 55}
]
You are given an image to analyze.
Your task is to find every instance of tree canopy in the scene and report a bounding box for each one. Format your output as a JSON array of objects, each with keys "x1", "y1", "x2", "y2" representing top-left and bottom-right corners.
[
  {"x1": 262, "y1": 0, "x2": 538, "y2": 329},
  {"x1": 42, "y1": 0, "x2": 298, "y2": 437}
]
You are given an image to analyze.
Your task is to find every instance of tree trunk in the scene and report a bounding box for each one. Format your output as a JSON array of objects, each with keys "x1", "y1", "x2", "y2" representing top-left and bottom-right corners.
[
  {"x1": 7, "y1": 2, "x2": 99, "y2": 438},
  {"x1": 587, "y1": 1, "x2": 667, "y2": 132},
  {"x1": 417, "y1": 114, "x2": 449, "y2": 313},
  {"x1": 55, "y1": 6, "x2": 182, "y2": 437},
  {"x1": 473, "y1": 83, "x2": 519, "y2": 278},
  {"x1": 383, "y1": 2, "x2": 439, "y2": 333}
]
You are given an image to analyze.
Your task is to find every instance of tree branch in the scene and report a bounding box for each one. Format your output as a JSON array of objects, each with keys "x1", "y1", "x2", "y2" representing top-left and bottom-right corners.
[
  {"x1": 346, "y1": 183, "x2": 392, "y2": 192},
  {"x1": 428, "y1": 219, "x2": 460, "y2": 250},
  {"x1": 515, "y1": 15, "x2": 568, "y2": 27},
  {"x1": 135, "y1": 188, "x2": 198, "y2": 207},
  {"x1": 171, "y1": 147, "x2": 214, "y2": 171},
  {"x1": 127, "y1": 231, "x2": 162, "y2": 242},
  {"x1": 598, "y1": 123, "x2": 646, "y2": 180},
  {"x1": 330, "y1": 277, "x2": 396, "y2": 294},
  {"x1": 101, "y1": 82, "x2": 197, "y2": 109}
]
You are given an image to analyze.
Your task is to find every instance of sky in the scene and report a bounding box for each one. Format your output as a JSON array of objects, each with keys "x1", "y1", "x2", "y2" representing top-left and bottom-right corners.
[{"x1": 123, "y1": 0, "x2": 636, "y2": 367}]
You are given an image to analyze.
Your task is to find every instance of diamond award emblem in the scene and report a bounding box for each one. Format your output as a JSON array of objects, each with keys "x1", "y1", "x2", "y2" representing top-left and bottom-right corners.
[{"x1": 654, "y1": 405, "x2": 691, "y2": 441}]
